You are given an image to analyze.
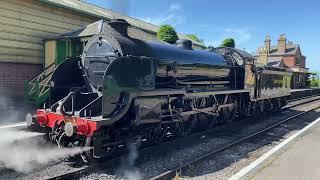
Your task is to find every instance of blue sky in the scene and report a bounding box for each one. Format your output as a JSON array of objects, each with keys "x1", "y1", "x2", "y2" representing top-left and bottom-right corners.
[{"x1": 84, "y1": 0, "x2": 320, "y2": 72}]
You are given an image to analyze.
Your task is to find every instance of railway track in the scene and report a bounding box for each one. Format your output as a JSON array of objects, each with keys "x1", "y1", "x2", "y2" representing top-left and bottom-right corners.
[
  {"x1": 41, "y1": 95, "x2": 320, "y2": 180},
  {"x1": 288, "y1": 93, "x2": 320, "y2": 103},
  {"x1": 150, "y1": 101, "x2": 320, "y2": 180},
  {"x1": 0, "y1": 122, "x2": 27, "y2": 130},
  {"x1": 285, "y1": 95, "x2": 320, "y2": 109}
]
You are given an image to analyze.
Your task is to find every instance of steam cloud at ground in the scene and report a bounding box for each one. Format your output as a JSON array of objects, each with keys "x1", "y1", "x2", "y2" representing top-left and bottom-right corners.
[
  {"x1": 81, "y1": 142, "x2": 142, "y2": 180},
  {"x1": 117, "y1": 142, "x2": 142, "y2": 180},
  {"x1": 0, "y1": 95, "x2": 19, "y2": 125},
  {"x1": 0, "y1": 94, "x2": 33, "y2": 125},
  {"x1": 0, "y1": 129, "x2": 91, "y2": 173},
  {"x1": 0, "y1": 94, "x2": 91, "y2": 173}
]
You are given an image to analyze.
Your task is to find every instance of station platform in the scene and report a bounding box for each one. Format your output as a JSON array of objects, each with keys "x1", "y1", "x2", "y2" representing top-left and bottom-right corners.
[
  {"x1": 290, "y1": 88, "x2": 312, "y2": 92},
  {"x1": 290, "y1": 88, "x2": 320, "y2": 99},
  {"x1": 230, "y1": 117, "x2": 320, "y2": 180},
  {"x1": 290, "y1": 87, "x2": 320, "y2": 92}
]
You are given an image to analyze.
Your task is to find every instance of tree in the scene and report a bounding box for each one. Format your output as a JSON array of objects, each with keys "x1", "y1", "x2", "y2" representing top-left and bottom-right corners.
[
  {"x1": 221, "y1": 38, "x2": 235, "y2": 48},
  {"x1": 157, "y1": 25, "x2": 178, "y2": 44},
  {"x1": 310, "y1": 72, "x2": 320, "y2": 87},
  {"x1": 186, "y1": 34, "x2": 204, "y2": 45}
]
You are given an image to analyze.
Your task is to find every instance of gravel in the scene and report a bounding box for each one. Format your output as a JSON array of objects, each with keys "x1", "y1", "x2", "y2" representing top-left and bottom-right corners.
[{"x1": 81, "y1": 173, "x2": 122, "y2": 180}]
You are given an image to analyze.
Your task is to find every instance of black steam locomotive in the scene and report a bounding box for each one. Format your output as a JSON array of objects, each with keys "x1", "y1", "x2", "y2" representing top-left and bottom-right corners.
[{"x1": 26, "y1": 19, "x2": 292, "y2": 160}]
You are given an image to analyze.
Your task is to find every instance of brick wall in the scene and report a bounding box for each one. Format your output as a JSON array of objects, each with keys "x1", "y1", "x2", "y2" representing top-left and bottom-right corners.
[
  {"x1": 282, "y1": 56, "x2": 295, "y2": 67},
  {"x1": 282, "y1": 56, "x2": 306, "y2": 69},
  {"x1": 300, "y1": 56, "x2": 306, "y2": 68},
  {"x1": 0, "y1": 62, "x2": 42, "y2": 96}
]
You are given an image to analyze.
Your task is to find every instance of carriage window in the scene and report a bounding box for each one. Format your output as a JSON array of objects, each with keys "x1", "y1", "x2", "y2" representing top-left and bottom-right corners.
[{"x1": 295, "y1": 74, "x2": 300, "y2": 83}]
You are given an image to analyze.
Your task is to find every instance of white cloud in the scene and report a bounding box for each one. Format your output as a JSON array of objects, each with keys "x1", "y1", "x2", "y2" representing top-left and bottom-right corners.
[
  {"x1": 169, "y1": 3, "x2": 181, "y2": 11},
  {"x1": 223, "y1": 28, "x2": 252, "y2": 44},
  {"x1": 204, "y1": 40, "x2": 220, "y2": 47},
  {"x1": 138, "y1": 3, "x2": 184, "y2": 26},
  {"x1": 142, "y1": 14, "x2": 185, "y2": 26},
  {"x1": 203, "y1": 27, "x2": 252, "y2": 47}
]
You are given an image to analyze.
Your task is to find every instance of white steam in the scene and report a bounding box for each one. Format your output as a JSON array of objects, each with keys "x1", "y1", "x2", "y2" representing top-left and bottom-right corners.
[
  {"x1": 117, "y1": 142, "x2": 142, "y2": 180},
  {"x1": 111, "y1": 0, "x2": 129, "y2": 15},
  {"x1": 0, "y1": 95, "x2": 19, "y2": 125},
  {"x1": 0, "y1": 129, "x2": 43, "y2": 144},
  {"x1": 0, "y1": 129, "x2": 90, "y2": 173},
  {"x1": 122, "y1": 170, "x2": 141, "y2": 180},
  {"x1": 127, "y1": 143, "x2": 139, "y2": 167},
  {"x1": 80, "y1": 142, "x2": 142, "y2": 180},
  {"x1": 0, "y1": 94, "x2": 32, "y2": 125},
  {"x1": 0, "y1": 94, "x2": 90, "y2": 173}
]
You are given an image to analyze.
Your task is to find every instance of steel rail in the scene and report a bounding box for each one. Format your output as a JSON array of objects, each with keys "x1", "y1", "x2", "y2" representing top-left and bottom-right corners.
[
  {"x1": 0, "y1": 122, "x2": 27, "y2": 129},
  {"x1": 285, "y1": 95, "x2": 320, "y2": 109},
  {"x1": 149, "y1": 104, "x2": 320, "y2": 180},
  {"x1": 288, "y1": 93, "x2": 320, "y2": 102}
]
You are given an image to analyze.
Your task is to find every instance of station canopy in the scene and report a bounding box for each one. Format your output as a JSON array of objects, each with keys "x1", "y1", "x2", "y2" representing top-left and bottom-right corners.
[{"x1": 53, "y1": 20, "x2": 107, "y2": 40}]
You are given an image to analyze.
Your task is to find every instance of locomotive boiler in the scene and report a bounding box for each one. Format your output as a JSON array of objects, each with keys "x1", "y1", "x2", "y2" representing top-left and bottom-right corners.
[{"x1": 26, "y1": 19, "x2": 292, "y2": 160}]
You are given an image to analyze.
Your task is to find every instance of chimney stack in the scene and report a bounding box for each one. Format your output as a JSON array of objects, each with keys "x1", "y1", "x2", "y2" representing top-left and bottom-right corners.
[
  {"x1": 264, "y1": 35, "x2": 271, "y2": 53},
  {"x1": 176, "y1": 39, "x2": 193, "y2": 50},
  {"x1": 258, "y1": 46, "x2": 268, "y2": 65},
  {"x1": 107, "y1": 19, "x2": 129, "y2": 36},
  {"x1": 278, "y1": 34, "x2": 286, "y2": 53}
]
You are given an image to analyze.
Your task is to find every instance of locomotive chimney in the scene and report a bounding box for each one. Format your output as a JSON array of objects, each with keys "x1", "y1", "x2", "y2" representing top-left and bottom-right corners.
[
  {"x1": 108, "y1": 19, "x2": 129, "y2": 36},
  {"x1": 176, "y1": 39, "x2": 193, "y2": 50}
]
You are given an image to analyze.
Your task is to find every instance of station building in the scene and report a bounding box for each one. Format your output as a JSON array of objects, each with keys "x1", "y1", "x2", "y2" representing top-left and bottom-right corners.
[
  {"x1": 0, "y1": 0, "x2": 204, "y2": 96},
  {"x1": 256, "y1": 34, "x2": 309, "y2": 89}
]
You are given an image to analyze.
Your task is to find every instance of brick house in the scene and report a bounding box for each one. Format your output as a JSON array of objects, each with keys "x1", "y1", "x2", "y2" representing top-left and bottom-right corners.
[{"x1": 256, "y1": 34, "x2": 309, "y2": 89}]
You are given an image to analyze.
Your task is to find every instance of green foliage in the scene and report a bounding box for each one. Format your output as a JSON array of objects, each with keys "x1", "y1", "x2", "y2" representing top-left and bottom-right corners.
[
  {"x1": 221, "y1": 38, "x2": 235, "y2": 48},
  {"x1": 186, "y1": 34, "x2": 204, "y2": 45},
  {"x1": 157, "y1": 25, "x2": 178, "y2": 44},
  {"x1": 310, "y1": 72, "x2": 318, "y2": 76},
  {"x1": 311, "y1": 79, "x2": 320, "y2": 87},
  {"x1": 310, "y1": 72, "x2": 320, "y2": 87}
]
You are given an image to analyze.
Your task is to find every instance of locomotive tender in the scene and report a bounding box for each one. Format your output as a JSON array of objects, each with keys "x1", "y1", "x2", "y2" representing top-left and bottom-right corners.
[{"x1": 26, "y1": 19, "x2": 292, "y2": 159}]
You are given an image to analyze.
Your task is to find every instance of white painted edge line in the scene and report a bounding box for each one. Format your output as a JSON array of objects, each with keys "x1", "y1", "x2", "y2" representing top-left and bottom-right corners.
[
  {"x1": 0, "y1": 122, "x2": 27, "y2": 129},
  {"x1": 229, "y1": 116, "x2": 320, "y2": 180}
]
